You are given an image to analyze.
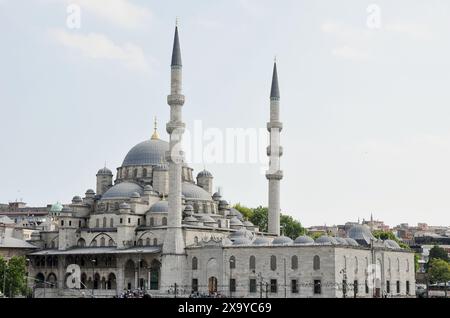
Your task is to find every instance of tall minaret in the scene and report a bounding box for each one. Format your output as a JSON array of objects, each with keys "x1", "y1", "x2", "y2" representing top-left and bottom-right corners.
[
  {"x1": 161, "y1": 24, "x2": 186, "y2": 291},
  {"x1": 266, "y1": 61, "x2": 283, "y2": 236}
]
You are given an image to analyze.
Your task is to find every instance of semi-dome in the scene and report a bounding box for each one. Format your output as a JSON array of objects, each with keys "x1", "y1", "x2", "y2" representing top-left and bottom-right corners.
[
  {"x1": 315, "y1": 235, "x2": 335, "y2": 245},
  {"x1": 272, "y1": 236, "x2": 294, "y2": 246},
  {"x1": 197, "y1": 170, "x2": 213, "y2": 178},
  {"x1": 348, "y1": 224, "x2": 375, "y2": 245},
  {"x1": 97, "y1": 167, "x2": 112, "y2": 175},
  {"x1": 253, "y1": 237, "x2": 271, "y2": 246},
  {"x1": 294, "y1": 235, "x2": 315, "y2": 245},
  {"x1": 72, "y1": 196, "x2": 82, "y2": 203},
  {"x1": 232, "y1": 237, "x2": 252, "y2": 246},
  {"x1": 144, "y1": 185, "x2": 153, "y2": 191},
  {"x1": 182, "y1": 182, "x2": 212, "y2": 200},
  {"x1": 122, "y1": 139, "x2": 169, "y2": 167},
  {"x1": 50, "y1": 202, "x2": 63, "y2": 213},
  {"x1": 230, "y1": 217, "x2": 243, "y2": 226},
  {"x1": 334, "y1": 237, "x2": 348, "y2": 245},
  {"x1": 229, "y1": 208, "x2": 244, "y2": 220},
  {"x1": 384, "y1": 239, "x2": 401, "y2": 249},
  {"x1": 131, "y1": 192, "x2": 141, "y2": 199},
  {"x1": 148, "y1": 200, "x2": 168, "y2": 213},
  {"x1": 345, "y1": 238, "x2": 359, "y2": 246},
  {"x1": 102, "y1": 182, "x2": 143, "y2": 200}
]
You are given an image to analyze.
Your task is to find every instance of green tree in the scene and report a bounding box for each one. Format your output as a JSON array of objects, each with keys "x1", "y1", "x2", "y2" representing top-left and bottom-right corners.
[
  {"x1": 428, "y1": 245, "x2": 449, "y2": 262},
  {"x1": 280, "y1": 214, "x2": 306, "y2": 240},
  {"x1": 0, "y1": 256, "x2": 28, "y2": 298},
  {"x1": 233, "y1": 203, "x2": 254, "y2": 220},
  {"x1": 428, "y1": 258, "x2": 450, "y2": 297},
  {"x1": 372, "y1": 230, "x2": 409, "y2": 249},
  {"x1": 249, "y1": 206, "x2": 268, "y2": 233}
]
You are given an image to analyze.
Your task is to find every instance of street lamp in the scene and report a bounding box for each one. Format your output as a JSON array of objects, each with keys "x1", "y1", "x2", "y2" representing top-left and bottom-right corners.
[
  {"x1": 90, "y1": 258, "x2": 96, "y2": 298},
  {"x1": 340, "y1": 268, "x2": 347, "y2": 298}
]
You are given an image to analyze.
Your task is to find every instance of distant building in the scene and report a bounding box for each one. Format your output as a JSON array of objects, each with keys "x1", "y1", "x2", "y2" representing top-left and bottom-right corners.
[{"x1": 0, "y1": 216, "x2": 37, "y2": 260}]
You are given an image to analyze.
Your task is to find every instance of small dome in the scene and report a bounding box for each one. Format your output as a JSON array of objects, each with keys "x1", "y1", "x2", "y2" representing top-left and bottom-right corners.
[
  {"x1": 294, "y1": 235, "x2": 315, "y2": 245},
  {"x1": 345, "y1": 238, "x2": 359, "y2": 246},
  {"x1": 131, "y1": 192, "x2": 141, "y2": 198},
  {"x1": 229, "y1": 228, "x2": 252, "y2": 239},
  {"x1": 334, "y1": 237, "x2": 348, "y2": 245},
  {"x1": 184, "y1": 205, "x2": 194, "y2": 213},
  {"x1": 243, "y1": 220, "x2": 254, "y2": 227},
  {"x1": 384, "y1": 240, "x2": 401, "y2": 249},
  {"x1": 348, "y1": 225, "x2": 375, "y2": 245},
  {"x1": 253, "y1": 237, "x2": 271, "y2": 246},
  {"x1": 72, "y1": 196, "x2": 82, "y2": 203},
  {"x1": 85, "y1": 189, "x2": 95, "y2": 195},
  {"x1": 102, "y1": 182, "x2": 143, "y2": 200},
  {"x1": 230, "y1": 217, "x2": 243, "y2": 226},
  {"x1": 182, "y1": 182, "x2": 212, "y2": 200},
  {"x1": 212, "y1": 192, "x2": 222, "y2": 200},
  {"x1": 183, "y1": 216, "x2": 198, "y2": 223},
  {"x1": 97, "y1": 167, "x2": 112, "y2": 175},
  {"x1": 197, "y1": 170, "x2": 213, "y2": 178},
  {"x1": 144, "y1": 185, "x2": 153, "y2": 191},
  {"x1": 232, "y1": 237, "x2": 252, "y2": 246},
  {"x1": 272, "y1": 236, "x2": 294, "y2": 246},
  {"x1": 219, "y1": 200, "x2": 229, "y2": 207},
  {"x1": 148, "y1": 201, "x2": 168, "y2": 213},
  {"x1": 221, "y1": 238, "x2": 233, "y2": 246},
  {"x1": 315, "y1": 235, "x2": 335, "y2": 245},
  {"x1": 201, "y1": 215, "x2": 216, "y2": 223},
  {"x1": 228, "y1": 208, "x2": 244, "y2": 220},
  {"x1": 119, "y1": 202, "x2": 130, "y2": 209},
  {"x1": 50, "y1": 202, "x2": 63, "y2": 213}
]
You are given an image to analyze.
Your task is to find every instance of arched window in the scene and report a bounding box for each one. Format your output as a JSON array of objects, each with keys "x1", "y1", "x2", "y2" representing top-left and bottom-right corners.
[
  {"x1": 249, "y1": 256, "x2": 256, "y2": 271},
  {"x1": 100, "y1": 237, "x2": 105, "y2": 247},
  {"x1": 270, "y1": 255, "x2": 277, "y2": 271},
  {"x1": 194, "y1": 236, "x2": 199, "y2": 245},
  {"x1": 291, "y1": 255, "x2": 298, "y2": 270},
  {"x1": 138, "y1": 239, "x2": 143, "y2": 246},
  {"x1": 354, "y1": 257, "x2": 359, "y2": 274},
  {"x1": 313, "y1": 255, "x2": 320, "y2": 270},
  {"x1": 95, "y1": 219, "x2": 99, "y2": 228},
  {"x1": 153, "y1": 238, "x2": 158, "y2": 246},
  {"x1": 91, "y1": 239, "x2": 97, "y2": 247},
  {"x1": 110, "y1": 218, "x2": 114, "y2": 228},
  {"x1": 146, "y1": 238, "x2": 151, "y2": 246},
  {"x1": 388, "y1": 258, "x2": 392, "y2": 272},
  {"x1": 143, "y1": 168, "x2": 147, "y2": 178},
  {"x1": 103, "y1": 217, "x2": 107, "y2": 228},
  {"x1": 192, "y1": 257, "x2": 198, "y2": 270},
  {"x1": 133, "y1": 169, "x2": 138, "y2": 178},
  {"x1": 108, "y1": 239, "x2": 114, "y2": 247},
  {"x1": 397, "y1": 258, "x2": 400, "y2": 272},
  {"x1": 162, "y1": 217, "x2": 167, "y2": 226},
  {"x1": 406, "y1": 259, "x2": 410, "y2": 272},
  {"x1": 150, "y1": 218, "x2": 154, "y2": 227},
  {"x1": 229, "y1": 256, "x2": 236, "y2": 269}
]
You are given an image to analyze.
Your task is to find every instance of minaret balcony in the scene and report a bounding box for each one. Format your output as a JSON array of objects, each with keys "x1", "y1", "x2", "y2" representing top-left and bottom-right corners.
[
  {"x1": 267, "y1": 121, "x2": 283, "y2": 131},
  {"x1": 167, "y1": 94, "x2": 185, "y2": 106},
  {"x1": 166, "y1": 121, "x2": 186, "y2": 134},
  {"x1": 267, "y1": 146, "x2": 283, "y2": 157},
  {"x1": 266, "y1": 170, "x2": 283, "y2": 180}
]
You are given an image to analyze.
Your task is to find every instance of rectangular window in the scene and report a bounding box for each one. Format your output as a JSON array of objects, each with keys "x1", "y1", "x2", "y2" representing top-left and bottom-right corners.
[
  {"x1": 342, "y1": 280, "x2": 347, "y2": 296},
  {"x1": 291, "y1": 280, "x2": 299, "y2": 294},
  {"x1": 249, "y1": 279, "x2": 257, "y2": 293},
  {"x1": 406, "y1": 281, "x2": 410, "y2": 295},
  {"x1": 61, "y1": 220, "x2": 64, "y2": 226},
  {"x1": 230, "y1": 279, "x2": 236, "y2": 292},
  {"x1": 314, "y1": 280, "x2": 322, "y2": 295},
  {"x1": 270, "y1": 279, "x2": 277, "y2": 293},
  {"x1": 120, "y1": 218, "x2": 123, "y2": 224},
  {"x1": 353, "y1": 280, "x2": 358, "y2": 297},
  {"x1": 396, "y1": 281, "x2": 400, "y2": 294},
  {"x1": 69, "y1": 221, "x2": 72, "y2": 226},
  {"x1": 128, "y1": 218, "x2": 131, "y2": 224},
  {"x1": 192, "y1": 279, "x2": 198, "y2": 292},
  {"x1": 365, "y1": 280, "x2": 369, "y2": 294},
  {"x1": 79, "y1": 221, "x2": 82, "y2": 227},
  {"x1": 386, "y1": 280, "x2": 390, "y2": 294},
  {"x1": 138, "y1": 219, "x2": 140, "y2": 226}
]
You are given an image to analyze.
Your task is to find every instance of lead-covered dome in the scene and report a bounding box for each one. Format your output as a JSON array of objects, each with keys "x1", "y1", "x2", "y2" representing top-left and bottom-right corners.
[
  {"x1": 102, "y1": 182, "x2": 143, "y2": 200},
  {"x1": 348, "y1": 224, "x2": 375, "y2": 245},
  {"x1": 122, "y1": 139, "x2": 169, "y2": 167},
  {"x1": 148, "y1": 200, "x2": 168, "y2": 213},
  {"x1": 294, "y1": 235, "x2": 315, "y2": 245},
  {"x1": 182, "y1": 182, "x2": 212, "y2": 200},
  {"x1": 272, "y1": 236, "x2": 294, "y2": 246}
]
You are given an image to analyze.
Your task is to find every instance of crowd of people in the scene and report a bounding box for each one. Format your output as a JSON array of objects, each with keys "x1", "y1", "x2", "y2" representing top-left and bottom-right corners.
[{"x1": 116, "y1": 289, "x2": 151, "y2": 298}]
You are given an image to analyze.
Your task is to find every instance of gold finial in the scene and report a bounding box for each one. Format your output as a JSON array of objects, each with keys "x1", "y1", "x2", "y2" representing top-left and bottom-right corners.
[{"x1": 151, "y1": 116, "x2": 159, "y2": 140}]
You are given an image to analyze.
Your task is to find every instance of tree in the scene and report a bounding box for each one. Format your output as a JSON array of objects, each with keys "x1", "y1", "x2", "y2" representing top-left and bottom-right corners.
[
  {"x1": 428, "y1": 245, "x2": 449, "y2": 262},
  {"x1": 0, "y1": 256, "x2": 28, "y2": 298},
  {"x1": 233, "y1": 203, "x2": 253, "y2": 220},
  {"x1": 428, "y1": 258, "x2": 450, "y2": 298},
  {"x1": 249, "y1": 206, "x2": 268, "y2": 233},
  {"x1": 280, "y1": 214, "x2": 306, "y2": 240},
  {"x1": 372, "y1": 230, "x2": 410, "y2": 249}
]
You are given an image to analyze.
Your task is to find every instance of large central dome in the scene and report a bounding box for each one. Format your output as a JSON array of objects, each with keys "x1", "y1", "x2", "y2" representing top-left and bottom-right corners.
[{"x1": 122, "y1": 139, "x2": 169, "y2": 167}]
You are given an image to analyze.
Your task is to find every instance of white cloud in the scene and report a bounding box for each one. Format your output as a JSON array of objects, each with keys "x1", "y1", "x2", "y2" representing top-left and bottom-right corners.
[
  {"x1": 50, "y1": 28, "x2": 150, "y2": 71},
  {"x1": 74, "y1": 0, "x2": 152, "y2": 28}
]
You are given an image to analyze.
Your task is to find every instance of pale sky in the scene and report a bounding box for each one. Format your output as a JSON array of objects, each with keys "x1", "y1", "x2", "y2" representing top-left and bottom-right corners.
[{"x1": 1, "y1": 0, "x2": 450, "y2": 227}]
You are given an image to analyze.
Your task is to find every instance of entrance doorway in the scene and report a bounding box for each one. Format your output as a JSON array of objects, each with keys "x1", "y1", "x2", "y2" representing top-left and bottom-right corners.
[{"x1": 208, "y1": 277, "x2": 218, "y2": 294}]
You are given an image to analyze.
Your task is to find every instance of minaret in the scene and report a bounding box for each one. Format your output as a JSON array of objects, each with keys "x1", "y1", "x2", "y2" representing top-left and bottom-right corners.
[
  {"x1": 161, "y1": 24, "x2": 186, "y2": 291},
  {"x1": 266, "y1": 61, "x2": 283, "y2": 236}
]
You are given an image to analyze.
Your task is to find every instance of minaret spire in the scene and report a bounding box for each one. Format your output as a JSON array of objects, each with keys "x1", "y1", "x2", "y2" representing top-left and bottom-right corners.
[
  {"x1": 171, "y1": 23, "x2": 182, "y2": 67},
  {"x1": 266, "y1": 60, "x2": 283, "y2": 236}
]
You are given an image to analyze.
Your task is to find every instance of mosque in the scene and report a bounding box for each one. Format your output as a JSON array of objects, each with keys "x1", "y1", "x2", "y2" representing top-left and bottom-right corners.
[{"x1": 26, "y1": 26, "x2": 415, "y2": 298}]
